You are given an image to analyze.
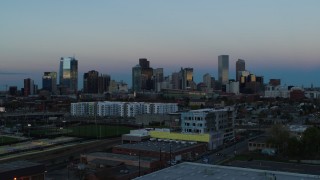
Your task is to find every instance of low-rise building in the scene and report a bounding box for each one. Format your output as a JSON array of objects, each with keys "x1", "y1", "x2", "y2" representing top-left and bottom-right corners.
[
  {"x1": 113, "y1": 140, "x2": 207, "y2": 162},
  {"x1": 0, "y1": 161, "x2": 46, "y2": 180},
  {"x1": 134, "y1": 162, "x2": 320, "y2": 180},
  {"x1": 181, "y1": 107, "x2": 235, "y2": 142}
]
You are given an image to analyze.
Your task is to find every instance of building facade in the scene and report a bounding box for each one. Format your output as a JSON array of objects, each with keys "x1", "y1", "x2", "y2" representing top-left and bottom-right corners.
[
  {"x1": 181, "y1": 107, "x2": 235, "y2": 142},
  {"x1": 72, "y1": 101, "x2": 178, "y2": 117},
  {"x1": 218, "y1": 55, "x2": 229, "y2": 85},
  {"x1": 42, "y1": 72, "x2": 57, "y2": 94},
  {"x1": 180, "y1": 67, "x2": 194, "y2": 90},
  {"x1": 24, "y1": 78, "x2": 34, "y2": 96},
  {"x1": 83, "y1": 70, "x2": 99, "y2": 94},
  {"x1": 59, "y1": 57, "x2": 78, "y2": 94},
  {"x1": 132, "y1": 64, "x2": 142, "y2": 92},
  {"x1": 236, "y1": 59, "x2": 245, "y2": 81}
]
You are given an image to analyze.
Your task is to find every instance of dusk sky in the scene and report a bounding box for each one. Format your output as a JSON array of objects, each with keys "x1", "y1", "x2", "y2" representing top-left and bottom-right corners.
[{"x1": 1, "y1": 1, "x2": 320, "y2": 90}]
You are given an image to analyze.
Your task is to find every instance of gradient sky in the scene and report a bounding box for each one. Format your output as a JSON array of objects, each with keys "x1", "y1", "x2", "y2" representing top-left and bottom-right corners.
[{"x1": 1, "y1": 0, "x2": 320, "y2": 90}]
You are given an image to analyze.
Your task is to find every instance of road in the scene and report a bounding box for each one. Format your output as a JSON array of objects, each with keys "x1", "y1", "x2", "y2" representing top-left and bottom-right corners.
[{"x1": 196, "y1": 138, "x2": 249, "y2": 165}]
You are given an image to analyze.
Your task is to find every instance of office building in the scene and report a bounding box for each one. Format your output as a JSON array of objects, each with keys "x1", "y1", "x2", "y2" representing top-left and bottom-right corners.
[
  {"x1": 180, "y1": 67, "x2": 194, "y2": 90},
  {"x1": 132, "y1": 64, "x2": 142, "y2": 92},
  {"x1": 181, "y1": 107, "x2": 235, "y2": 142},
  {"x1": 236, "y1": 59, "x2": 245, "y2": 81},
  {"x1": 23, "y1": 78, "x2": 34, "y2": 96},
  {"x1": 153, "y1": 68, "x2": 164, "y2": 92},
  {"x1": 203, "y1": 73, "x2": 215, "y2": 92},
  {"x1": 139, "y1": 58, "x2": 153, "y2": 90},
  {"x1": 132, "y1": 58, "x2": 155, "y2": 92},
  {"x1": 42, "y1": 72, "x2": 57, "y2": 94},
  {"x1": 98, "y1": 74, "x2": 111, "y2": 94},
  {"x1": 109, "y1": 80, "x2": 128, "y2": 94},
  {"x1": 83, "y1": 70, "x2": 99, "y2": 94},
  {"x1": 59, "y1": 57, "x2": 78, "y2": 94},
  {"x1": 218, "y1": 55, "x2": 229, "y2": 85},
  {"x1": 171, "y1": 72, "x2": 181, "y2": 90}
]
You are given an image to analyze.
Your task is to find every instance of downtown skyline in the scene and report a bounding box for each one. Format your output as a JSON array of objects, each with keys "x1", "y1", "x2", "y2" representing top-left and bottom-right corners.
[{"x1": 1, "y1": 1, "x2": 320, "y2": 89}]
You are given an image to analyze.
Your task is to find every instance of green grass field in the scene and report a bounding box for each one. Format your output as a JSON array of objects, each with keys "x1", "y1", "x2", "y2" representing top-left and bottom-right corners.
[
  {"x1": 30, "y1": 128, "x2": 70, "y2": 136},
  {"x1": 68, "y1": 125, "x2": 133, "y2": 138},
  {"x1": 0, "y1": 136, "x2": 20, "y2": 144},
  {"x1": 28, "y1": 124, "x2": 133, "y2": 138}
]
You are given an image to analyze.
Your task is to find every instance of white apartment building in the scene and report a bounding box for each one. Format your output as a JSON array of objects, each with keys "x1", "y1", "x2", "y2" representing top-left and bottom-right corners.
[
  {"x1": 71, "y1": 101, "x2": 178, "y2": 117},
  {"x1": 71, "y1": 102, "x2": 96, "y2": 116},
  {"x1": 264, "y1": 85, "x2": 290, "y2": 98},
  {"x1": 181, "y1": 107, "x2": 235, "y2": 142},
  {"x1": 304, "y1": 91, "x2": 320, "y2": 99}
]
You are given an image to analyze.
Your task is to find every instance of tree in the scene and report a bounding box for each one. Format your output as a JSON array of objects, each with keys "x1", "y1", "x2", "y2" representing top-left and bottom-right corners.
[
  {"x1": 286, "y1": 137, "x2": 302, "y2": 158},
  {"x1": 268, "y1": 124, "x2": 290, "y2": 154},
  {"x1": 301, "y1": 127, "x2": 320, "y2": 158}
]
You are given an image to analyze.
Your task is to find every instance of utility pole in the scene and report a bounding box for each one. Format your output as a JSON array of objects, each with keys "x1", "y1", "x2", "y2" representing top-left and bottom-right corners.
[{"x1": 138, "y1": 151, "x2": 141, "y2": 177}]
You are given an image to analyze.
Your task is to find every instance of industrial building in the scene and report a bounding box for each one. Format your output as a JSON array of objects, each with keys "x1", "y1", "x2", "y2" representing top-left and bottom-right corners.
[{"x1": 0, "y1": 161, "x2": 46, "y2": 180}]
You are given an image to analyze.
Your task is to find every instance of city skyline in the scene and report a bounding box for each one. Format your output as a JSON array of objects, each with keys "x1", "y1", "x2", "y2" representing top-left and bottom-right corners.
[{"x1": 1, "y1": 1, "x2": 320, "y2": 89}]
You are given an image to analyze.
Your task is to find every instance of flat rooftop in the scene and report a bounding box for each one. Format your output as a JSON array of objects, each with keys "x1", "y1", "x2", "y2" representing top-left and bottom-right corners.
[
  {"x1": 114, "y1": 140, "x2": 201, "y2": 153},
  {"x1": 0, "y1": 160, "x2": 44, "y2": 173},
  {"x1": 86, "y1": 152, "x2": 157, "y2": 162},
  {"x1": 134, "y1": 162, "x2": 320, "y2": 180}
]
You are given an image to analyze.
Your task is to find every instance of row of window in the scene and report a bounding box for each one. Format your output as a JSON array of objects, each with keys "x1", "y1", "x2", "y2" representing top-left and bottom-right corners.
[{"x1": 184, "y1": 123, "x2": 205, "y2": 127}]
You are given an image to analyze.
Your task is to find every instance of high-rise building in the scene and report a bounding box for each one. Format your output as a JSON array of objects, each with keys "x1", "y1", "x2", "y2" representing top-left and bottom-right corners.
[
  {"x1": 180, "y1": 67, "x2": 194, "y2": 90},
  {"x1": 98, "y1": 74, "x2": 111, "y2": 94},
  {"x1": 153, "y1": 68, "x2": 164, "y2": 92},
  {"x1": 132, "y1": 64, "x2": 142, "y2": 92},
  {"x1": 171, "y1": 72, "x2": 180, "y2": 90},
  {"x1": 24, "y1": 78, "x2": 34, "y2": 96},
  {"x1": 236, "y1": 59, "x2": 245, "y2": 81},
  {"x1": 139, "y1": 58, "x2": 150, "y2": 68},
  {"x1": 59, "y1": 57, "x2": 78, "y2": 94},
  {"x1": 83, "y1": 70, "x2": 99, "y2": 94},
  {"x1": 42, "y1": 72, "x2": 57, "y2": 94},
  {"x1": 218, "y1": 55, "x2": 229, "y2": 85},
  {"x1": 132, "y1": 58, "x2": 154, "y2": 92},
  {"x1": 203, "y1": 73, "x2": 215, "y2": 92},
  {"x1": 139, "y1": 58, "x2": 153, "y2": 90}
]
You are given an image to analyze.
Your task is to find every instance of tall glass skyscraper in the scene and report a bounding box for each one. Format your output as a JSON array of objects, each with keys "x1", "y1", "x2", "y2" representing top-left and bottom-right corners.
[
  {"x1": 42, "y1": 72, "x2": 57, "y2": 94},
  {"x1": 59, "y1": 57, "x2": 78, "y2": 94},
  {"x1": 218, "y1": 55, "x2": 229, "y2": 85},
  {"x1": 132, "y1": 64, "x2": 142, "y2": 92}
]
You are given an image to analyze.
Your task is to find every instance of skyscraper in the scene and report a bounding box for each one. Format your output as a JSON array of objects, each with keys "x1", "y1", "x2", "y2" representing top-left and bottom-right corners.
[
  {"x1": 218, "y1": 55, "x2": 229, "y2": 85},
  {"x1": 203, "y1": 73, "x2": 215, "y2": 92},
  {"x1": 132, "y1": 64, "x2": 142, "y2": 92},
  {"x1": 153, "y1": 68, "x2": 164, "y2": 92},
  {"x1": 180, "y1": 67, "x2": 194, "y2": 90},
  {"x1": 132, "y1": 58, "x2": 154, "y2": 92},
  {"x1": 24, "y1": 78, "x2": 34, "y2": 96},
  {"x1": 83, "y1": 70, "x2": 99, "y2": 94},
  {"x1": 59, "y1": 57, "x2": 78, "y2": 94},
  {"x1": 98, "y1": 74, "x2": 111, "y2": 94},
  {"x1": 236, "y1": 59, "x2": 245, "y2": 81},
  {"x1": 42, "y1": 72, "x2": 57, "y2": 94},
  {"x1": 139, "y1": 58, "x2": 153, "y2": 90}
]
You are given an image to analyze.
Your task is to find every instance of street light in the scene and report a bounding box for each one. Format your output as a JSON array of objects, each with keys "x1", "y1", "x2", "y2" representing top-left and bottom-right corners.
[{"x1": 27, "y1": 123, "x2": 31, "y2": 139}]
